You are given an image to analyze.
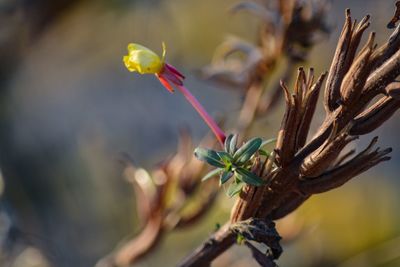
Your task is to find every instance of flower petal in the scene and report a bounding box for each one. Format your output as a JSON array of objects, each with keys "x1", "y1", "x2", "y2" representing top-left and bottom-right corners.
[
  {"x1": 127, "y1": 43, "x2": 153, "y2": 53},
  {"x1": 161, "y1": 42, "x2": 166, "y2": 63},
  {"x1": 124, "y1": 43, "x2": 164, "y2": 74},
  {"x1": 123, "y1": 56, "x2": 137, "y2": 72}
]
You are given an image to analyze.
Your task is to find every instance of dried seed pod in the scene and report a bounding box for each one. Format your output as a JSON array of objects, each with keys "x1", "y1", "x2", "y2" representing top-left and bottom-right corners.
[
  {"x1": 340, "y1": 32, "x2": 375, "y2": 105},
  {"x1": 299, "y1": 137, "x2": 392, "y2": 194},
  {"x1": 301, "y1": 128, "x2": 358, "y2": 177},
  {"x1": 350, "y1": 96, "x2": 400, "y2": 135},
  {"x1": 342, "y1": 15, "x2": 371, "y2": 73},
  {"x1": 371, "y1": 23, "x2": 400, "y2": 70},
  {"x1": 364, "y1": 42, "x2": 400, "y2": 96},
  {"x1": 275, "y1": 81, "x2": 298, "y2": 166},
  {"x1": 324, "y1": 9, "x2": 353, "y2": 111},
  {"x1": 385, "y1": 82, "x2": 400, "y2": 99},
  {"x1": 295, "y1": 72, "x2": 327, "y2": 150},
  {"x1": 387, "y1": 1, "x2": 400, "y2": 29}
]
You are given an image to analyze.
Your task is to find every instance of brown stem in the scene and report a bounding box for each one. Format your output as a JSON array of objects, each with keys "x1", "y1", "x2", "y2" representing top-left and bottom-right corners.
[
  {"x1": 236, "y1": 80, "x2": 266, "y2": 133},
  {"x1": 114, "y1": 212, "x2": 164, "y2": 266},
  {"x1": 177, "y1": 224, "x2": 236, "y2": 267}
]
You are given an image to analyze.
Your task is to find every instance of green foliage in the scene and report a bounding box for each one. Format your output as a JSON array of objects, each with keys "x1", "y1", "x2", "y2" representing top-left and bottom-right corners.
[
  {"x1": 233, "y1": 137, "x2": 262, "y2": 164},
  {"x1": 235, "y1": 167, "x2": 264, "y2": 186},
  {"x1": 227, "y1": 181, "x2": 245, "y2": 197},
  {"x1": 194, "y1": 148, "x2": 225, "y2": 168},
  {"x1": 195, "y1": 134, "x2": 276, "y2": 197},
  {"x1": 236, "y1": 233, "x2": 245, "y2": 245}
]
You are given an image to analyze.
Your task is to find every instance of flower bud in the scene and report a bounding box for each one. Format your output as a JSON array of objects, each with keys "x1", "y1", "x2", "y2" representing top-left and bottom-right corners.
[{"x1": 123, "y1": 43, "x2": 166, "y2": 74}]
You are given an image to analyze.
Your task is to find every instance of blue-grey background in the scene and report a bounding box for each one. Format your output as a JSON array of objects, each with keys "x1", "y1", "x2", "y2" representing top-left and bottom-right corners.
[{"x1": 0, "y1": 1, "x2": 399, "y2": 267}]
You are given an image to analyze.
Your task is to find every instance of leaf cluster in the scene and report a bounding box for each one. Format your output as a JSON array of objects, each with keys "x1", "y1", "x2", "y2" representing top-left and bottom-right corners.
[{"x1": 194, "y1": 134, "x2": 275, "y2": 197}]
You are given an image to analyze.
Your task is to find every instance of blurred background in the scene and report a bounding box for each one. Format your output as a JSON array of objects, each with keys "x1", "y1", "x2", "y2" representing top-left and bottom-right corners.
[{"x1": 0, "y1": 0, "x2": 399, "y2": 266}]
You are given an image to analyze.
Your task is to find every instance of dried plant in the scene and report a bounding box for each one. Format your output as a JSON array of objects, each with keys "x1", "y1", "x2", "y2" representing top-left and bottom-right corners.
[
  {"x1": 98, "y1": 1, "x2": 400, "y2": 267},
  {"x1": 96, "y1": 130, "x2": 220, "y2": 267},
  {"x1": 179, "y1": 8, "x2": 400, "y2": 267},
  {"x1": 203, "y1": 0, "x2": 330, "y2": 132}
]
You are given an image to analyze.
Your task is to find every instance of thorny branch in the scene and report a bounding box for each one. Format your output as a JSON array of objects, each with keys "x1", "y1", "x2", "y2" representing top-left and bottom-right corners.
[{"x1": 98, "y1": 1, "x2": 400, "y2": 267}]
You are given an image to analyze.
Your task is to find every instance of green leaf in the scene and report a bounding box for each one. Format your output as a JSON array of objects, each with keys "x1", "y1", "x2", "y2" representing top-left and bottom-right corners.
[
  {"x1": 224, "y1": 134, "x2": 233, "y2": 153},
  {"x1": 229, "y1": 134, "x2": 238, "y2": 154},
  {"x1": 233, "y1": 137, "x2": 262, "y2": 164},
  {"x1": 220, "y1": 171, "x2": 234, "y2": 185},
  {"x1": 236, "y1": 167, "x2": 264, "y2": 186},
  {"x1": 194, "y1": 147, "x2": 225, "y2": 168},
  {"x1": 227, "y1": 181, "x2": 244, "y2": 197},
  {"x1": 217, "y1": 151, "x2": 234, "y2": 164},
  {"x1": 258, "y1": 149, "x2": 270, "y2": 156},
  {"x1": 201, "y1": 169, "x2": 221, "y2": 182},
  {"x1": 261, "y1": 138, "x2": 277, "y2": 147},
  {"x1": 236, "y1": 233, "x2": 245, "y2": 245}
]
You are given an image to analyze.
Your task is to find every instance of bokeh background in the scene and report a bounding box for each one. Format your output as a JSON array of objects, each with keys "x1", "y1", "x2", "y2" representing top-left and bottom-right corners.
[{"x1": 0, "y1": 0, "x2": 399, "y2": 267}]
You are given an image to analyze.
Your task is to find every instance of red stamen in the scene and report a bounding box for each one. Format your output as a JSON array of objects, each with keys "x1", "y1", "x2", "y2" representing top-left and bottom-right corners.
[
  {"x1": 156, "y1": 74, "x2": 174, "y2": 93},
  {"x1": 176, "y1": 84, "x2": 226, "y2": 146},
  {"x1": 157, "y1": 63, "x2": 226, "y2": 146},
  {"x1": 162, "y1": 71, "x2": 183, "y2": 86},
  {"x1": 165, "y1": 63, "x2": 185, "y2": 79}
]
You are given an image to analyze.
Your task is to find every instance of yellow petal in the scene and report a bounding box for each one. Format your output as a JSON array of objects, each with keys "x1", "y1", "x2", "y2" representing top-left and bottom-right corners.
[
  {"x1": 123, "y1": 55, "x2": 136, "y2": 72},
  {"x1": 127, "y1": 43, "x2": 152, "y2": 53},
  {"x1": 123, "y1": 43, "x2": 165, "y2": 74},
  {"x1": 161, "y1": 42, "x2": 166, "y2": 63}
]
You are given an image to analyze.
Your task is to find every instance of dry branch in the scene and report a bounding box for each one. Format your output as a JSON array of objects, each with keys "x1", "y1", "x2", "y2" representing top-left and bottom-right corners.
[
  {"x1": 178, "y1": 7, "x2": 400, "y2": 266},
  {"x1": 99, "y1": 2, "x2": 400, "y2": 267}
]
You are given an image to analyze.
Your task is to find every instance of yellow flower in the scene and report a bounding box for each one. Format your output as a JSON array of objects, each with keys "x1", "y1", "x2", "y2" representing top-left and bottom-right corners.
[
  {"x1": 122, "y1": 42, "x2": 226, "y2": 145},
  {"x1": 123, "y1": 42, "x2": 166, "y2": 74}
]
